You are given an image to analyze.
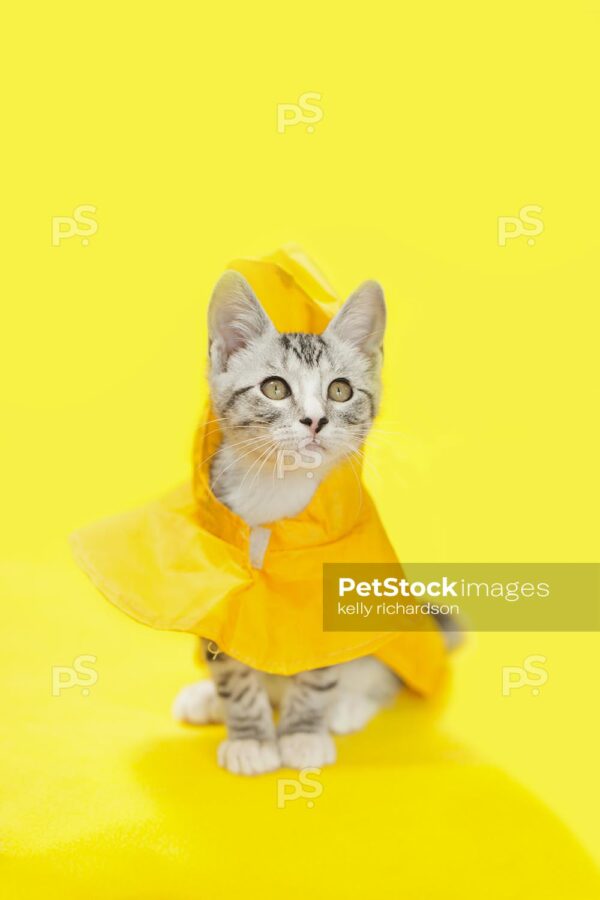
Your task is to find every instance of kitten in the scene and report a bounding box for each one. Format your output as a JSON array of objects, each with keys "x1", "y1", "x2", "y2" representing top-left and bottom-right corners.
[{"x1": 173, "y1": 272, "x2": 400, "y2": 774}]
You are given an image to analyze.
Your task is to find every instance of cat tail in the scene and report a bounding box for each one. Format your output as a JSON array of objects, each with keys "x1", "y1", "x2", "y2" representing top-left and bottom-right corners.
[{"x1": 430, "y1": 610, "x2": 466, "y2": 651}]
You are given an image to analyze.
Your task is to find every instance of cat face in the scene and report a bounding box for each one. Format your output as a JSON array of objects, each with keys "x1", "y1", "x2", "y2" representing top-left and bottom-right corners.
[{"x1": 207, "y1": 271, "x2": 386, "y2": 477}]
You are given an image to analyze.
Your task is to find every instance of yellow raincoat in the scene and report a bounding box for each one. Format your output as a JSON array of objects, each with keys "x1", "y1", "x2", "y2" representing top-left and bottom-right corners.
[{"x1": 71, "y1": 247, "x2": 446, "y2": 695}]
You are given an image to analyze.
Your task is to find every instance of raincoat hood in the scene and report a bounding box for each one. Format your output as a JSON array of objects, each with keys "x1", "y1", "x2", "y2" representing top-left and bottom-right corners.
[{"x1": 71, "y1": 246, "x2": 447, "y2": 694}]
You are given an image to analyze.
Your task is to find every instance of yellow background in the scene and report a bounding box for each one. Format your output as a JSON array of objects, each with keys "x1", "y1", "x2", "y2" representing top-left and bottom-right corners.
[{"x1": 1, "y1": 2, "x2": 598, "y2": 897}]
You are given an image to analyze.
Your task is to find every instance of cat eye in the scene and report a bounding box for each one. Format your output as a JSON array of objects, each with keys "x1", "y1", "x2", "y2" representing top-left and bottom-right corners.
[
  {"x1": 327, "y1": 379, "x2": 353, "y2": 402},
  {"x1": 260, "y1": 377, "x2": 291, "y2": 400}
]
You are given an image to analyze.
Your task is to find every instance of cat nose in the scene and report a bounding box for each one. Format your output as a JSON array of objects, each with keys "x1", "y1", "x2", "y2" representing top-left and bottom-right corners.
[{"x1": 300, "y1": 416, "x2": 328, "y2": 436}]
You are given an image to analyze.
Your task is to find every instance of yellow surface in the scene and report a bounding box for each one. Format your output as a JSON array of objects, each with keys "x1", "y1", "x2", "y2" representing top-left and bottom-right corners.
[
  {"x1": 2, "y1": 566, "x2": 600, "y2": 899},
  {"x1": 1, "y1": 2, "x2": 599, "y2": 898}
]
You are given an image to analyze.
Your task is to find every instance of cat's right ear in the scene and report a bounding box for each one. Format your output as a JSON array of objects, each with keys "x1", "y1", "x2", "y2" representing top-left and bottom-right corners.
[{"x1": 208, "y1": 271, "x2": 275, "y2": 371}]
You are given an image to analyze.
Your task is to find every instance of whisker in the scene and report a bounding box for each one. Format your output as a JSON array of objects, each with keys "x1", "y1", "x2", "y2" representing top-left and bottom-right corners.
[
  {"x1": 342, "y1": 451, "x2": 364, "y2": 515},
  {"x1": 239, "y1": 440, "x2": 276, "y2": 494},
  {"x1": 247, "y1": 442, "x2": 278, "y2": 493},
  {"x1": 210, "y1": 437, "x2": 273, "y2": 489},
  {"x1": 197, "y1": 433, "x2": 271, "y2": 468},
  {"x1": 338, "y1": 440, "x2": 382, "y2": 481}
]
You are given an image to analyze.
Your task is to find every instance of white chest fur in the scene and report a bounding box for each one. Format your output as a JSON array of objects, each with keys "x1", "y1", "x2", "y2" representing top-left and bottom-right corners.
[{"x1": 211, "y1": 444, "x2": 324, "y2": 527}]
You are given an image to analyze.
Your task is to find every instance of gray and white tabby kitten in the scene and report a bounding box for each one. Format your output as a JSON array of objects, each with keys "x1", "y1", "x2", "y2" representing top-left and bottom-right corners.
[{"x1": 173, "y1": 271, "x2": 400, "y2": 774}]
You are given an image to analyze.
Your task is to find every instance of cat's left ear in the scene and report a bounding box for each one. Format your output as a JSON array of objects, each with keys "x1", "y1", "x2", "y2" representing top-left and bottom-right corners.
[
  {"x1": 324, "y1": 281, "x2": 386, "y2": 355},
  {"x1": 208, "y1": 271, "x2": 276, "y2": 371}
]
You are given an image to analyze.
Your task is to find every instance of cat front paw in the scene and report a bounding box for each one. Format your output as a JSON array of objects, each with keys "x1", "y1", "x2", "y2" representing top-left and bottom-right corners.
[
  {"x1": 217, "y1": 739, "x2": 281, "y2": 776},
  {"x1": 279, "y1": 732, "x2": 336, "y2": 769}
]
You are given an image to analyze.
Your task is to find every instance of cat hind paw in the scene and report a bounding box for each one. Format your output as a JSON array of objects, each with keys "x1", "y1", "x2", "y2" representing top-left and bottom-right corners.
[{"x1": 172, "y1": 680, "x2": 223, "y2": 725}]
